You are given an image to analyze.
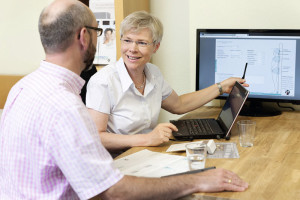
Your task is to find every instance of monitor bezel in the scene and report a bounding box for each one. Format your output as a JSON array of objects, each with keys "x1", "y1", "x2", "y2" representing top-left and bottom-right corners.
[{"x1": 196, "y1": 28, "x2": 300, "y2": 104}]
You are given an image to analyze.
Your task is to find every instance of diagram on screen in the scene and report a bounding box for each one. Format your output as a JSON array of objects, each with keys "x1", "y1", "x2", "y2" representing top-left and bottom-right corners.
[
  {"x1": 271, "y1": 44, "x2": 283, "y2": 93},
  {"x1": 215, "y1": 39, "x2": 296, "y2": 97}
]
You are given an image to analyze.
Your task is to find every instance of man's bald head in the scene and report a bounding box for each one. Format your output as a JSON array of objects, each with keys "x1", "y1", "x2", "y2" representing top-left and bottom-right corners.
[{"x1": 39, "y1": 0, "x2": 95, "y2": 54}]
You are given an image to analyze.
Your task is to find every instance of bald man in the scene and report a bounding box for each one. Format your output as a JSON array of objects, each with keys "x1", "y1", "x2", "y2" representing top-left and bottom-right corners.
[{"x1": 0, "y1": 0, "x2": 248, "y2": 199}]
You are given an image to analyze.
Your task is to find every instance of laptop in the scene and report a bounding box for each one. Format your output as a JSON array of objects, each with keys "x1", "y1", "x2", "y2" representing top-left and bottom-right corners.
[{"x1": 170, "y1": 81, "x2": 249, "y2": 140}]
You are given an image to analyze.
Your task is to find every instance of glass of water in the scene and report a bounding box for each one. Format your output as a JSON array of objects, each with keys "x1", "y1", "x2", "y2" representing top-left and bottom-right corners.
[
  {"x1": 237, "y1": 120, "x2": 256, "y2": 147},
  {"x1": 185, "y1": 143, "x2": 207, "y2": 170}
]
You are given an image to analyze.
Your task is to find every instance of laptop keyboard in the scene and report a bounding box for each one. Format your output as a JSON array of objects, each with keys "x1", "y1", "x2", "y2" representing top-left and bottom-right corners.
[{"x1": 185, "y1": 119, "x2": 214, "y2": 135}]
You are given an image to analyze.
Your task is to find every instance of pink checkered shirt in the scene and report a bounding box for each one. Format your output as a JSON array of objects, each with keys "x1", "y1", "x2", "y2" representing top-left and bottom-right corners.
[{"x1": 0, "y1": 61, "x2": 123, "y2": 199}]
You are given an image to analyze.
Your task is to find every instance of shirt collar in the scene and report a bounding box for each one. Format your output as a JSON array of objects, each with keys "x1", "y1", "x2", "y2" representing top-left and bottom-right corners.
[
  {"x1": 39, "y1": 61, "x2": 85, "y2": 94},
  {"x1": 116, "y1": 58, "x2": 156, "y2": 95},
  {"x1": 143, "y1": 66, "x2": 155, "y2": 97},
  {"x1": 116, "y1": 58, "x2": 133, "y2": 93}
]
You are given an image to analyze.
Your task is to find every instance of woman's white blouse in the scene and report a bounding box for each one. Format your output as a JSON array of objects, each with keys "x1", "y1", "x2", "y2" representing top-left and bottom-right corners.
[{"x1": 86, "y1": 58, "x2": 173, "y2": 135}]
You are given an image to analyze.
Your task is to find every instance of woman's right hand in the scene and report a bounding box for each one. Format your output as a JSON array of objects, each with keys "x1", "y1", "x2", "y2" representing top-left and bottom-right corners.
[{"x1": 144, "y1": 123, "x2": 178, "y2": 146}]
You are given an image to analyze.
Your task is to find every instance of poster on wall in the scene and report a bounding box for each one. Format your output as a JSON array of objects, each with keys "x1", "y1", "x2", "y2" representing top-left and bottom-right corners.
[{"x1": 90, "y1": 0, "x2": 116, "y2": 65}]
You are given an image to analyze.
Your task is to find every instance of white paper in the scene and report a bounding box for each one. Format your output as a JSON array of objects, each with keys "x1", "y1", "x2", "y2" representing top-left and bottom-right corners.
[
  {"x1": 166, "y1": 141, "x2": 239, "y2": 158},
  {"x1": 166, "y1": 141, "x2": 203, "y2": 152},
  {"x1": 207, "y1": 143, "x2": 239, "y2": 159},
  {"x1": 113, "y1": 149, "x2": 190, "y2": 177}
]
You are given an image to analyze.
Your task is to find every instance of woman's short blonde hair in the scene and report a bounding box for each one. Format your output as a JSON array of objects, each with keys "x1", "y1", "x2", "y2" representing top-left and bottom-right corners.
[{"x1": 120, "y1": 11, "x2": 163, "y2": 45}]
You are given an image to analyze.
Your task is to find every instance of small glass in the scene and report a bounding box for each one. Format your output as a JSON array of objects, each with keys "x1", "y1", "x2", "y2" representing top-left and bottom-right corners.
[
  {"x1": 185, "y1": 143, "x2": 207, "y2": 170},
  {"x1": 237, "y1": 120, "x2": 256, "y2": 147}
]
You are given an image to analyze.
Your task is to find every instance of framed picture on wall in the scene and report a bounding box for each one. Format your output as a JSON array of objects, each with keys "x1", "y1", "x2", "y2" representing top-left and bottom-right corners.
[{"x1": 90, "y1": 0, "x2": 116, "y2": 66}]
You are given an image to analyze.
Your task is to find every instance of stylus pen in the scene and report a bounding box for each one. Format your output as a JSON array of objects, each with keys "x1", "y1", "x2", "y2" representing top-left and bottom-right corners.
[
  {"x1": 242, "y1": 62, "x2": 248, "y2": 79},
  {"x1": 162, "y1": 166, "x2": 216, "y2": 177}
]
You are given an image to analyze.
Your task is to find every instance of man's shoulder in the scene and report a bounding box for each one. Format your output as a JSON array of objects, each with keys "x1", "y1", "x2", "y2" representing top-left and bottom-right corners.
[{"x1": 23, "y1": 71, "x2": 82, "y2": 110}]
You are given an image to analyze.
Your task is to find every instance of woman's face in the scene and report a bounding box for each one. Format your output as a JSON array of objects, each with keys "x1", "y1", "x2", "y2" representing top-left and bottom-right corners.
[
  {"x1": 121, "y1": 28, "x2": 160, "y2": 72},
  {"x1": 105, "y1": 30, "x2": 112, "y2": 40}
]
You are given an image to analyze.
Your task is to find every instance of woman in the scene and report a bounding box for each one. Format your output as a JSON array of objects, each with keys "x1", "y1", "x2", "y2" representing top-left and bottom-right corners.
[
  {"x1": 86, "y1": 11, "x2": 248, "y2": 155},
  {"x1": 103, "y1": 28, "x2": 113, "y2": 45}
]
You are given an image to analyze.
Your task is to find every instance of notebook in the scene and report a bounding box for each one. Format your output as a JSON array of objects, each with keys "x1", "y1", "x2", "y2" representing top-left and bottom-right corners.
[{"x1": 170, "y1": 81, "x2": 249, "y2": 140}]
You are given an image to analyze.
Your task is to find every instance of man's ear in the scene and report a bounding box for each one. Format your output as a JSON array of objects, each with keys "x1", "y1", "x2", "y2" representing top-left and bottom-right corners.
[
  {"x1": 153, "y1": 42, "x2": 160, "y2": 53},
  {"x1": 78, "y1": 27, "x2": 90, "y2": 51}
]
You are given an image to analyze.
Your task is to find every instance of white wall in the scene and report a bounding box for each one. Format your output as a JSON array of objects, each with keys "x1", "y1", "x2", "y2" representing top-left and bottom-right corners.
[
  {"x1": 151, "y1": 0, "x2": 300, "y2": 123},
  {"x1": 0, "y1": 0, "x2": 52, "y2": 75},
  {"x1": 150, "y1": 0, "x2": 190, "y2": 122},
  {"x1": 2, "y1": 0, "x2": 300, "y2": 121}
]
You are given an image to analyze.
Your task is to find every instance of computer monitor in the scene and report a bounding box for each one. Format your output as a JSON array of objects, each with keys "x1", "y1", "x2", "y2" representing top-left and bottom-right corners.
[{"x1": 196, "y1": 29, "x2": 300, "y2": 116}]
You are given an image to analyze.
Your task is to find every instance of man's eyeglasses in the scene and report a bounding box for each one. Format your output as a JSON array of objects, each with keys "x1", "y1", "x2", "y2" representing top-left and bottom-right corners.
[
  {"x1": 85, "y1": 26, "x2": 103, "y2": 37},
  {"x1": 121, "y1": 39, "x2": 155, "y2": 48}
]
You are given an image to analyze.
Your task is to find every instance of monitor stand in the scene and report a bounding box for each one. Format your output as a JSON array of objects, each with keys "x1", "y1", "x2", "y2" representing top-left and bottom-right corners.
[{"x1": 239, "y1": 100, "x2": 282, "y2": 117}]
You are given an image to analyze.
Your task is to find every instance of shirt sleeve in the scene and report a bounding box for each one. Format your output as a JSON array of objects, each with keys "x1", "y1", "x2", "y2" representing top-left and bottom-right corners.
[
  {"x1": 161, "y1": 78, "x2": 173, "y2": 100},
  {"x1": 86, "y1": 72, "x2": 111, "y2": 114},
  {"x1": 47, "y1": 106, "x2": 123, "y2": 199}
]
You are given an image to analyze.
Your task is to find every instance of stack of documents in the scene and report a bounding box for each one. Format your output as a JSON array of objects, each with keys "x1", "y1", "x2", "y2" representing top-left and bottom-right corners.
[
  {"x1": 114, "y1": 142, "x2": 239, "y2": 178},
  {"x1": 113, "y1": 149, "x2": 189, "y2": 177}
]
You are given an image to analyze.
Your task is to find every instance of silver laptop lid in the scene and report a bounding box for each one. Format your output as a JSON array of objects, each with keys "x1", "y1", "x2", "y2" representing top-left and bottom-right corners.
[{"x1": 217, "y1": 81, "x2": 249, "y2": 138}]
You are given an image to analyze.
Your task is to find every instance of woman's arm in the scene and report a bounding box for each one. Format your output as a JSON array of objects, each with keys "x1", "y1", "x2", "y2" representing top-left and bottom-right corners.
[
  {"x1": 88, "y1": 109, "x2": 177, "y2": 151},
  {"x1": 162, "y1": 77, "x2": 248, "y2": 114}
]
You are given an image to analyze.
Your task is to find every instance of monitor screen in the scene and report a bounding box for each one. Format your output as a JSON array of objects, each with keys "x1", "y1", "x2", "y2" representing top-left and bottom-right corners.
[{"x1": 196, "y1": 29, "x2": 300, "y2": 116}]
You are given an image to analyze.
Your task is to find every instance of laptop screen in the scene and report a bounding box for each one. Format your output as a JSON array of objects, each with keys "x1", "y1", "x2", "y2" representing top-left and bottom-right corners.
[{"x1": 217, "y1": 82, "x2": 249, "y2": 134}]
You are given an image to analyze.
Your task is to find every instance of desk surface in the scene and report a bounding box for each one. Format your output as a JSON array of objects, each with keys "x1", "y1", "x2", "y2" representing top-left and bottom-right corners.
[{"x1": 116, "y1": 106, "x2": 300, "y2": 200}]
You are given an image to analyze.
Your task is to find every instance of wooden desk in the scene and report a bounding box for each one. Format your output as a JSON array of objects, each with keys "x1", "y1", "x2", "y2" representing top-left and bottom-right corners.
[{"x1": 117, "y1": 106, "x2": 300, "y2": 200}]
